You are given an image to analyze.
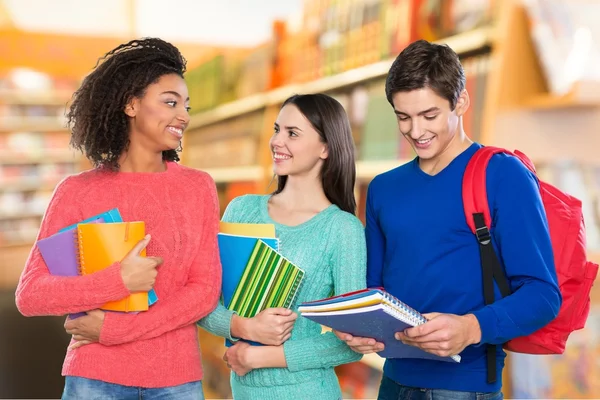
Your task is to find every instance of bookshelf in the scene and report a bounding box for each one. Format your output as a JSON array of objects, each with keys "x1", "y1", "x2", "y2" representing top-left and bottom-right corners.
[
  {"x1": 181, "y1": 0, "x2": 599, "y2": 398},
  {"x1": 0, "y1": 80, "x2": 83, "y2": 288}
]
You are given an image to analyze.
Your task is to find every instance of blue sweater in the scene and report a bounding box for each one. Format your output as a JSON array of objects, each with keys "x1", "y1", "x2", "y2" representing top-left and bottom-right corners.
[{"x1": 366, "y1": 143, "x2": 561, "y2": 393}]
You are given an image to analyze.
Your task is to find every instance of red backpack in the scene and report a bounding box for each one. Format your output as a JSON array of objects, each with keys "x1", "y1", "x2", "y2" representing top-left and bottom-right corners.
[{"x1": 462, "y1": 146, "x2": 599, "y2": 384}]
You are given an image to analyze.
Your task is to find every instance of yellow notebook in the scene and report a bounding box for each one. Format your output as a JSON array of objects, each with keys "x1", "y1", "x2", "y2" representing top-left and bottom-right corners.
[
  {"x1": 77, "y1": 221, "x2": 149, "y2": 312},
  {"x1": 219, "y1": 221, "x2": 276, "y2": 238}
]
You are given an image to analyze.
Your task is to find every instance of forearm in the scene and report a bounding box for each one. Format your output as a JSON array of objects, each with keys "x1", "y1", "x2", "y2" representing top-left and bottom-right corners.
[
  {"x1": 283, "y1": 331, "x2": 362, "y2": 372},
  {"x1": 16, "y1": 261, "x2": 130, "y2": 316},
  {"x1": 250, "y1": 345, "x2": 287, "y2": 369},
  {"x1": 197, "y1": 302, "x2": 238, "y2": 341},
  {"x1": 472, "y1": 280, "x2": 561, "y2": 345},
  {"x1": 100, "y1": 278, "x2": 221, "y2": 345}
]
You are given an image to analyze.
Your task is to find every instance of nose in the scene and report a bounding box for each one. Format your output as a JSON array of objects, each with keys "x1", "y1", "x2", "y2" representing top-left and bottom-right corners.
[
  {"x1": 177, "y1": 108, "x2": 190, "y2": 125},
  {"x1": 270, "y1": 132, "x2": 284, "y2": 148}
]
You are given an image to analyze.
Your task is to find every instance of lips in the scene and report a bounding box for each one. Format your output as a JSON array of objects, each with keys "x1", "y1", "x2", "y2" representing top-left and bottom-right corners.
[{"x1": 167, "y1": 126, "x2": 183, "y2": 139}]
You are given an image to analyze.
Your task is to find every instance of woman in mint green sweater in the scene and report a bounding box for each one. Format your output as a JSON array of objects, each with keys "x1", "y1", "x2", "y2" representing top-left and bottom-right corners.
[{"x1": 198, "y1": 94, "x2": 366, "y2": 400}]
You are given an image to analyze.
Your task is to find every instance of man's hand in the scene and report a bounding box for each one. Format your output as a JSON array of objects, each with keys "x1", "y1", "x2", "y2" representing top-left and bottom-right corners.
[
  {"x1": 333, "y1": 330, "x2": 385, "y2": 354},
  {"x1": 396, "y1": 313, "x2": 481, "y2": 358}
]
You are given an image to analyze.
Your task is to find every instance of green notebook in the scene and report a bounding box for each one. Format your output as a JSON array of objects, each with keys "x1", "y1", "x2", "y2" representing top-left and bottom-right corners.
[{"x1": 228, "y1": 239, "x2": 305, "y2": 318}]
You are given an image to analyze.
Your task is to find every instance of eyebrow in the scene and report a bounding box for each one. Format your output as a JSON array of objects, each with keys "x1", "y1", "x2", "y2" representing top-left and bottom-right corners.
[
  {"x1": 160, "y1": 91, "x2": 190, "y2": 101},
  {"x1": 274, "y1": 122, "x2": 303, "y2": 131},
  {"x1": 394, "y1": 107, "x2": 440, "y2": 116}
]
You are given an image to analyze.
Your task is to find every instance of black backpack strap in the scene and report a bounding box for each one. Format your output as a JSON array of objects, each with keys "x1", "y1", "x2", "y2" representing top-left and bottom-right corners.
[{"x1": 473, "y1": 212, "x2": 511, "y2": 384}]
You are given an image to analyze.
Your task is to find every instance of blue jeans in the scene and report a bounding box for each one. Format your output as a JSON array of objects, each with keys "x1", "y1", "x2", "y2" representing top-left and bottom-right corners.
[
  {"x1": 377, "y1": 376, "x2": 503, "y2": 400},
  {"x1": 62, "y1": 376, "x2": 204, "y2": 400}
]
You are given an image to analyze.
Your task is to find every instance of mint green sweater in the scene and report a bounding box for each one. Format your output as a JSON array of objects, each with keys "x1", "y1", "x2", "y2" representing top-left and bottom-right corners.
[{"x1": 198, "y1": 194, "x2": 366, "y2": 400}]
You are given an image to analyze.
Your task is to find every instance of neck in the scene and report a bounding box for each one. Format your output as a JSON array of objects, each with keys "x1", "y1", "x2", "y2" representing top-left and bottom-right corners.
[
  {"x1": 419, "y1": 124, "x2": 472, "y2": 175},
  {"x1": 118, "y1": 140, "x2": 166, "y2": 173},
  {"x1": 275, "y1": 173, "x2": 330, "y2": 211}
]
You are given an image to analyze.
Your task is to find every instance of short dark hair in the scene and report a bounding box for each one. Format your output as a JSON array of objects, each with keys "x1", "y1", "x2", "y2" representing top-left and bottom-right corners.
[
  {"x1": 385, "y1": 40, "x2": 466, "y2": 110},
  {"x1": 67, "y1": 37, "x2": 187, "y2": 171},
  {"x1": 275, "y1": 94, "x2": 357, "y2": 215}
]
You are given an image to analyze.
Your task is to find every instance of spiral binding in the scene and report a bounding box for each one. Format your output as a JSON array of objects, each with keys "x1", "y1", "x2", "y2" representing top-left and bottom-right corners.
[
  {"x1": 382, "y1": 291, "x2": 428, "y2": 326},
  {"x1": 283, "y1": 269, "x2": 305, "y2": 309},
  {"x1": 75, "y1": 226, "x2": 86, "y2": 275}
]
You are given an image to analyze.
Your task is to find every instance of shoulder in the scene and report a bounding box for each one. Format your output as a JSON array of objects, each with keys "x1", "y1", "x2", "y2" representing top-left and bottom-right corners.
[
  {"x1": 171, "y1": 162, "x2": 216, "y2": 187},
  {"x1": 329, "y1": 209, "x2": 365, "y2": 235},
  {"x1": 226, "y1": 194, "x2": 266, "y2": 211},
  {"x1": 486, "y1": 151, "x2": 539, "y2": 190},
  {"x1": 370, "y1": 160, "x2": 415, "y2": 190}
]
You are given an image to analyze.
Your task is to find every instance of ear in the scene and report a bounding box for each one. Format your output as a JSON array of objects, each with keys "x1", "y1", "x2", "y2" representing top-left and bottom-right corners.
[
  {"x1": 124, "y1": 97, "x2": 139, "y2": 118},
  {"x1": 454, "y1": 90, "x2": 470, "y2": 117},
  {"x1": 320, "y1": 143, "x2": 329, "y2": 160}
]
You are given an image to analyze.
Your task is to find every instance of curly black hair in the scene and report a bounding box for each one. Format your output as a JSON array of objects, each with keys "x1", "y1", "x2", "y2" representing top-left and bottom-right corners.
[{"x1": 67, "y1": 37, "x2": 187, "y2": 171}]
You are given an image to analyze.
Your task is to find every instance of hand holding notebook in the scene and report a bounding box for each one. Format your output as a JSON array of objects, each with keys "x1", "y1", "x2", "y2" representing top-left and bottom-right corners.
[
  {"x1": 119, "y1": 234, "x2": 163, "y2": 293},
  {"x1": 299, "y1": 288, "x2": 461, "y2": 363}
]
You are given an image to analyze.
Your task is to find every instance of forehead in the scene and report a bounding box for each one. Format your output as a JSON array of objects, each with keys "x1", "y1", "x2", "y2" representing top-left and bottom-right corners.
[
  {"x1": 392, "y1": 87, "x2": 450, "y2": 113},
  {"x1": 276, "y1": 104, "x2": 311, "y2": 127},
  {"x1": 146, "y1": 73, "x2": 188, "y2": 96}
]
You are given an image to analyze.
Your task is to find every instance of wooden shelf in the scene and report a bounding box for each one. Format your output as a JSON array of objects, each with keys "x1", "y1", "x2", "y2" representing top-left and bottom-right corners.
[
  {"x1": 0, "y1": 180, "x2": 61, "y2": 192},
  {"x1": 0, "y1": 116, "x2": 68, "y2": 132},
  {"x1": 0, "y1": 211, "x2": 43, "y2": 221},
  {"x1": 188, "y1": 26, "x2": 495, "y2": 130},
  {"x1": 0, "y1": 151, "x2": 81, "y2": 165},
  {"x1": 0, "y1": 88, "x2": 73, "y2": 106},
  {"x1": 0, "y1": 240, "x2": 34, "y2": 249},
  {"x1": 521, "y1": 81, "x2": 600, "y2": 110},
  {"x1": 203, "y1": 165, "x2": 264, "y2": 183}
]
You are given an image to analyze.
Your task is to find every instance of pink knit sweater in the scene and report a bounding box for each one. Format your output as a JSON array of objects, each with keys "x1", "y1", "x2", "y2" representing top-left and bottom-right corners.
[{"x1": 15, "y1": 161, "x2": 222, "y2": 388}]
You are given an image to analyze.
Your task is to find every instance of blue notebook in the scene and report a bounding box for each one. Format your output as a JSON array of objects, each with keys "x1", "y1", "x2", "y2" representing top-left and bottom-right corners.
[
  {"x1": 299, "y1": 288, "x2": 461, "y2": 363},
  {"x1": 58, "y1": 208, "x2": 158, "y2": 306},
  {"x1": 216, "y1": 233, "x2": 280, "y2": 347}
]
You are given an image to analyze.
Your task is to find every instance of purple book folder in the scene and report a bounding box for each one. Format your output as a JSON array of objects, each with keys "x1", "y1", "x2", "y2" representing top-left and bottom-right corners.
[{"x1": 36, "y1": 218, "x2": 103, "y2": 319}]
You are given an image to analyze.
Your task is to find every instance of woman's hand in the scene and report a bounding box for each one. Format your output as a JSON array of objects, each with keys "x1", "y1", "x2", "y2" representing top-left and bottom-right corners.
[
  {"x1": 232, "y1": 308, "x2": 297, "y2": 345},
  {"x1": 64, "y1": 310, "x2": 105, "y2": 349},
  {"x1": 223, "y1": 342, "x2": 255, "y2": 376}
]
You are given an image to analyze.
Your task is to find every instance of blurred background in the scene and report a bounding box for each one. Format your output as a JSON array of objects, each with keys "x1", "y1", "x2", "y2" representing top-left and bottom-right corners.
[{"x1": 0, "y1": 0, "x2": 599, "y2": 398}]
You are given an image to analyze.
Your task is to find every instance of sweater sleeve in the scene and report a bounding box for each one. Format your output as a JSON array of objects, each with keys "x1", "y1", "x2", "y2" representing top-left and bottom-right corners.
[
  {"x1": 99, "y1": 175, "x2": 222, "y2": 345},
  {"x1": 15, "y1": 177, "x2": 131, "y2": 317},
  {"x1": 365, "y1": 178, "x2": 386, "y2": 288},
  {"x1": 196, "y1": 195, "x2": 246, "y2": 339},
  {"x1": 283, "y1": 214, "x2": 366, "y2": 372},
  {"x1": 472, "y1": 155, "x2": 562, "y2": 345}
]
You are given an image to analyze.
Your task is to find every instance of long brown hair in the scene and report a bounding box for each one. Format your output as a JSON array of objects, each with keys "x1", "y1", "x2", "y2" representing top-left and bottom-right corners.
[{"x1": 273, "y1": 94, "x2": 357, "y2": 215}]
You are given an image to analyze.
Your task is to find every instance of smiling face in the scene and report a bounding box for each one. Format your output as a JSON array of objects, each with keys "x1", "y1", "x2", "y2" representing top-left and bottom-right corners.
[
  {"x1": 125, "y1": 73, "x2": 190, "y2": 152},
  {"x1": 269, "y1": 104, "x2": 328, "y2": 179},
  {"x1": 392, "y1": 86, "x2": 469, "y2": 163}
]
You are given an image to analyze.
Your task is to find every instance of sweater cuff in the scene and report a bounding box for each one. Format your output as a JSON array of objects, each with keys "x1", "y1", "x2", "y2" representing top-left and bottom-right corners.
[
  {"x1": 283, "y1": 340, "x2": 309, "y2": 372},
  {"x1": 91, "y1": 262, "x2": 130, "y2": 302},
  {"x1": 99, "y1": 310, "x2": 127, "y2": 346},
  {"x1": 471, "y1": 306, "x2": 498, "y2": 345}
]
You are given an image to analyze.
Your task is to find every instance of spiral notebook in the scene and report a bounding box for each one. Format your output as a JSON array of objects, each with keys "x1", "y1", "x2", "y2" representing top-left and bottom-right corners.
[
  {"x1": 38, "y1": 208, "x2": 157, "y2": 308},
  {"x1": 228, "y1": 239, "x2": 304, "y2": 317},
  {"x1": 76, "y1": 221, "x2": 149, "y2": 312},
  {"x1": 299, "y1": 288, "x2": 461, "y2": 363}
]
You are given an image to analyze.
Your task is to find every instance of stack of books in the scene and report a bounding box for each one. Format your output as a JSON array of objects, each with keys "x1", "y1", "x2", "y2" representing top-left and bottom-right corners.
[
  {"x1": 36, "y1": 208, "x2": 158, "y2": 318},
  {"x1": 299, "y1": 288, "x2": 461, "y2": 363},
  {"x1": 217, "y1": 221, "x2": 305, "y2": 346}
]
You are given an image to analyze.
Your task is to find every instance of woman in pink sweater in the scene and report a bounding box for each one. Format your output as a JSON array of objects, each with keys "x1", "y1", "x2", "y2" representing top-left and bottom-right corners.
[{"x1": 15, "y1": 38, "x2": 221, "y2": 400}]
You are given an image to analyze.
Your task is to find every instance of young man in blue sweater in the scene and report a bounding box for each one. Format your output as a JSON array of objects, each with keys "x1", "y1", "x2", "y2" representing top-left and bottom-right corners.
[{"x1": 335, "y1": 40, "x2": 562, "y2": 399}]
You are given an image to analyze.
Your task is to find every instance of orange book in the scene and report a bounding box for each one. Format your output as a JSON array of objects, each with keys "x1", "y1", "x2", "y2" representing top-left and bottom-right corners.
[{"x1": 77, "y1": 222, "x2": 149, "y2": 312}]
